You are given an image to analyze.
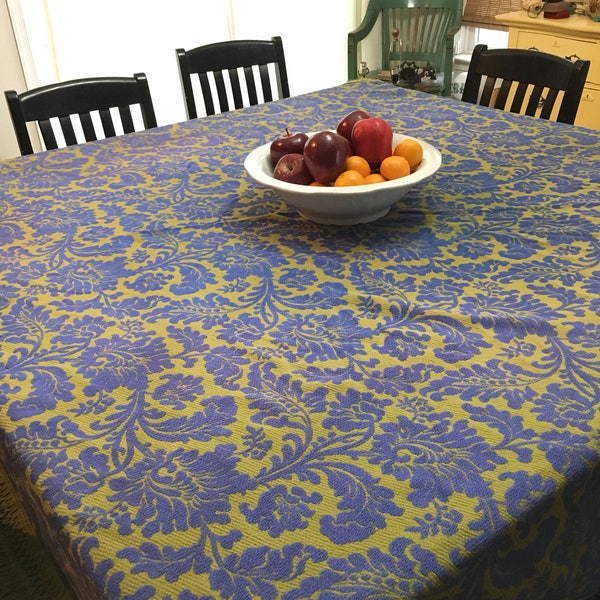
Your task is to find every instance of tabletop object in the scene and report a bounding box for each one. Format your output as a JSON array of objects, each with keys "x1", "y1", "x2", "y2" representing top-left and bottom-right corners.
[
  {"x1": 244, "y1": 132, "x2": 441, "y2": 225},
  {"x1": 1, "y1": 79, "x2": 599, "y2": 600}
]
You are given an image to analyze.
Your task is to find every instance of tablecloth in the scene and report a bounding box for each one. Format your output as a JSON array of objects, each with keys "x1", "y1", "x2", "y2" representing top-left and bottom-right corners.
[{"x1": 0, "y1": 79, "x2": 599, "y2": 599}]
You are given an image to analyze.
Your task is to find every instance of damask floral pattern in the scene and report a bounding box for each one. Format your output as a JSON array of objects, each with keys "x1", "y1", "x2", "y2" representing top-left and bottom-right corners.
[{"x1": 0, "y1": 80, "x2": 599, "y2": 599}]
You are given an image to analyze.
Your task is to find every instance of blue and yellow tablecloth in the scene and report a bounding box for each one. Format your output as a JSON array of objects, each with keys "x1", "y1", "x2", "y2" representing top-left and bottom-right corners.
[{"x1": 1, "y1": 79, "x2": 599, "y2": 599}]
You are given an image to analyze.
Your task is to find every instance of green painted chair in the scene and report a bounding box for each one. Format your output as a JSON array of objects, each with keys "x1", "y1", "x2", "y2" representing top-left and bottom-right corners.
[{"x1": 348, "y1": 0, "x2": 463, "y2": 96}]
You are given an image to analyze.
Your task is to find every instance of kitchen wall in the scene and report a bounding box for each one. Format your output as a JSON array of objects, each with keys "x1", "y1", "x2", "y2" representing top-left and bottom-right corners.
[{"x1": 0, "y1": 0, "x2": 27, "y2": 158}]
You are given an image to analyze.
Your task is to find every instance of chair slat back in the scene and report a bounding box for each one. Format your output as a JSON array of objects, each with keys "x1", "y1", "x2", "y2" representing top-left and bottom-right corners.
[
  {"x1": 99, "y1": 109, "x2": 117, "y2": 138},
  {"x1": 228, "y1": 68, "x2": 245, "y2": 109},
  {"x1": 79, "y1": 112, "x2": 96, "y2": 140},
  {"x1": 462, "y1": 44, "x2": 590, "y2": 125},
  {"x1": 38, "y1": 119, "x2": 58, "y2": 150},
  {"x1": 4, "y1": 73, "x2": 157, "y2": 156},
  {"x1": 176, "y1": 36, "x2": 290, "y2": 119},
  {"x1": 385, "y1": 7, "x2": 452, "y2": 56},
  {"x1": 257, "y1": 65, "x2": 274, "y2": 103},
  {"x1": 118, "y1": 106, "x2": 136, "y2": 134},
  {"x1": 58, "y1": 115, "x2": 79, "y2": 145}
]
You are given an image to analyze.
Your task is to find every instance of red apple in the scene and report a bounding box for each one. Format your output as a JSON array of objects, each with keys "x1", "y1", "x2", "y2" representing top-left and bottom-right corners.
[
  {"x1": 336, "y1": 110, "x2": 371, "y2": 144},
  {"x1": 273, "y1": 153, "x2": 314, "y2": 185},
  {"x1": 351, "y1": 117, "x2": 393, "y2": 168},
  {"x1": 303, "y1": 130, "x2": 351, "y2": 185},
  {"x1": 270, "y1": 129, "x2": 309, "y2": 167}
]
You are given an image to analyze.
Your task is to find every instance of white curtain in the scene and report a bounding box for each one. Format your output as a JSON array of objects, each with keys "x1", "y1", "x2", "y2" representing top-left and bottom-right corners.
[{"x1": 9, "y1": 0, "x2": 360, "y2": 126}]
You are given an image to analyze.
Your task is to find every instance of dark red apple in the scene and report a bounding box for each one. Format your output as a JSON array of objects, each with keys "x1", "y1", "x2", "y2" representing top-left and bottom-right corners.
[
  {"x1": 351, "y1": 117, "x2": 393, "y2": 168},
  {"x1": 336, "y1": 109, "x2": 371, "y2": 144},
  {"x1": 303, "y1": 130, "x2": 351, "y2": 185},
  {"x1": 273, "y1": 153, "x2": 314, "y2": 185},
  {"x1": 270, "y1": 129, "x2": 309, "y2": 167}
]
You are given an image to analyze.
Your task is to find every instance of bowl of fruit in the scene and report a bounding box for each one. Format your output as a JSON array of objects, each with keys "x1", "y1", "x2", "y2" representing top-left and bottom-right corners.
[{"x1": 244, "y1": 110, "x2": 442, "y2": 226}]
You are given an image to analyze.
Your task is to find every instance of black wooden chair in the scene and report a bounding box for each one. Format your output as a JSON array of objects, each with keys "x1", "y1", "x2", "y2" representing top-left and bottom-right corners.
[
  {"x1": 176, "y1": 36, "x2": 290, "y2": 119},
  {"x1": 5, "y1": 73, "x2": 157, "y2": 156},
  {"x1": 461, "y1": 44, "x2": 590, "y2": 125}
]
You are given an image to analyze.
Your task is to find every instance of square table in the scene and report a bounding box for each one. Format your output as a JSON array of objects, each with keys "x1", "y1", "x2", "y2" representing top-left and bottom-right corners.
[{"x1": 1, "y1": 79, "x2": 599, "y2": 600}]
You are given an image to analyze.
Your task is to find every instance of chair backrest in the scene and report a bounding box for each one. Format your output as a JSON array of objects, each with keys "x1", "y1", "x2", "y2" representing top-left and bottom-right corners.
[
  {"x1": 461, "y1": 44, "x2": 590, "y2": 125},
  {"x1": 348, "y1": 0, "x2": 463, "y2": 96},
  {"x1": 4, "y1": 73, "x2": 157, "y2": 156},
  {"x1": 176, "y1": 36, "x2": 290, "y2": 119}
]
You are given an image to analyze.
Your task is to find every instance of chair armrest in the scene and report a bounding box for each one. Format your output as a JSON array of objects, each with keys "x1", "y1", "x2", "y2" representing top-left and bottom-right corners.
[{"x1": 347, "y1": 7, "x2": 382, "y2": 80}]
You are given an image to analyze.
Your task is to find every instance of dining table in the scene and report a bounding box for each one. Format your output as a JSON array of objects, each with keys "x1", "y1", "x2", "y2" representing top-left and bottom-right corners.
[{"x1": 0, "y1": 78, "x2": 599, "y2": 600}]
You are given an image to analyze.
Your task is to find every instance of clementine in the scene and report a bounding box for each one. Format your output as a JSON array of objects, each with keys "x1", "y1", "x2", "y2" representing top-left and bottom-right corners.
[
  {"x1": 380, "y1": 156, "x2": 410, "y2": 180},
  {"x1": 334, "y1": 169, "x2": 366, "y2": 187},
  {"x1": 393, "y1": 139, "x2": 423, "y2": 171},
  {"x1": 363, "y1": 173, "x2": 386, "y2": 185},
  {"x1": 344, "y1": 155, "x2": 371, "y2": 178}
]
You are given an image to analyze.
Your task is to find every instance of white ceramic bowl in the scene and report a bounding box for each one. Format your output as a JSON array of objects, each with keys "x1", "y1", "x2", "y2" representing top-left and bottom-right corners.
[{"x1": 244, "y1": 132, "x2": 442, "y2": 226}]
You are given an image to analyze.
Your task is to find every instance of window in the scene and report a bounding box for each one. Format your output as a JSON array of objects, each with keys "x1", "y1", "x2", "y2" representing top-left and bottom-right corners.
[
  {"x1": 456, "y1": 26, "x2": 509, "y2": 55},
  {"x1": 462, "y1": 0, "x2": 523, "y2": 30},
  {"x1": 456, "y1": 0, "x2": 518, "y2": 54}
]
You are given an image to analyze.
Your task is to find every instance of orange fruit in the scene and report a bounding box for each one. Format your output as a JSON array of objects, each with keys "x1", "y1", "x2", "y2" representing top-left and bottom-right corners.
[
  {"x1": 344, "y1": 155, "x2": 371, "y2": 178},
  {"x1": 334, "y1": 169, "x2": 366, "y2": 187},
  {"x1": 380, "y1": 156, "x2": 410, "y2": 180},
  {"x1": 393, "y1": 138, "x2": 423, "y2": 171},
  {"x1": 309, "y1": 181, "x2": 326, "y2": 186},
  {"x1": 364, "y1": 173, "x2": 386, "y2": 185}
]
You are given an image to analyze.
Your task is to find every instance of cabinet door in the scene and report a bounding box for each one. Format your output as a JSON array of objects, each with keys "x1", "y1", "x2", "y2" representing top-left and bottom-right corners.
[
  {"x1": 576, "y1": 87, "x2": 600, "y2": 129},
  {"x1": 516, "y1": 30, "x2": 599, "y2": 86}
]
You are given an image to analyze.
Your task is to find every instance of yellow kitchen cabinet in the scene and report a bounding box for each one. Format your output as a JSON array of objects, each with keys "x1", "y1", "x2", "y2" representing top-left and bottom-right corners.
[{"x1": 496, "y1": 11, "x2": 599, "y2": 130}]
